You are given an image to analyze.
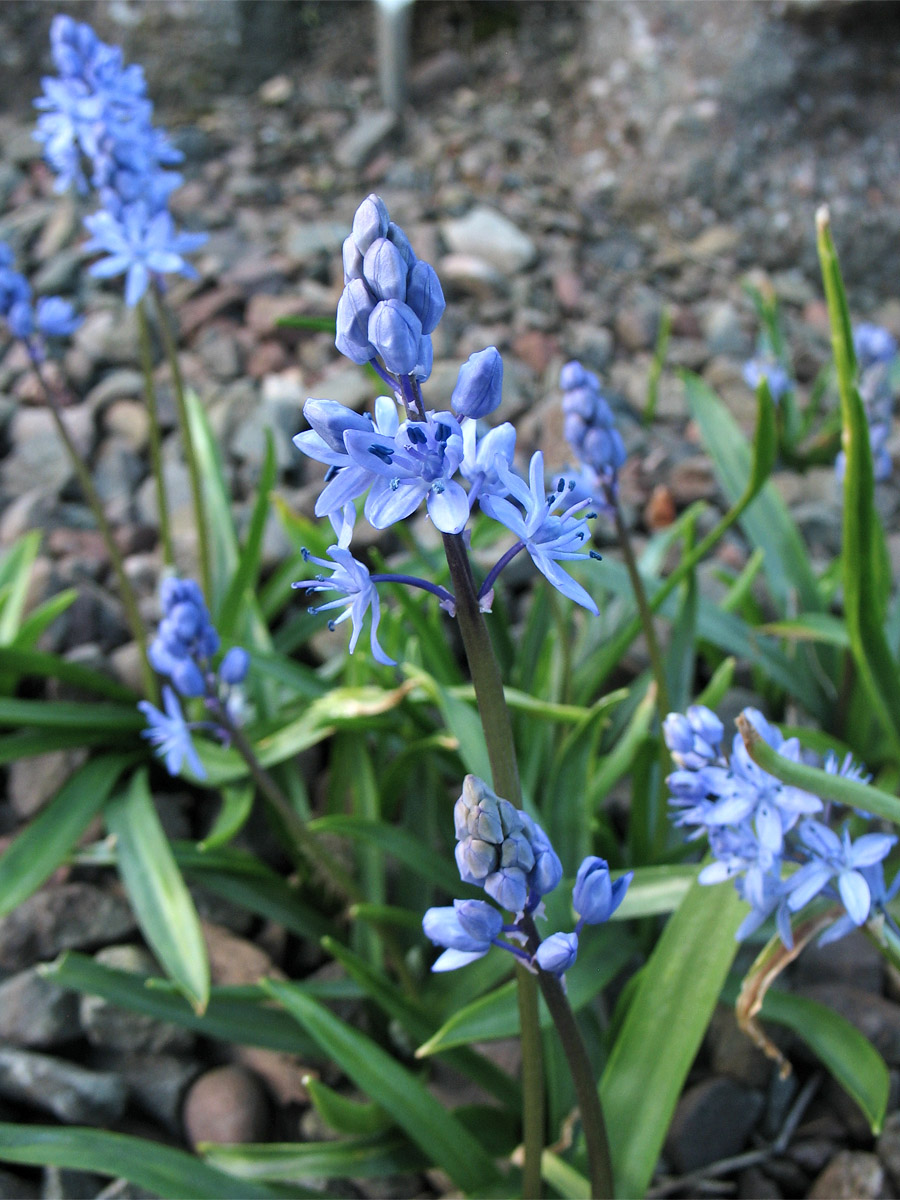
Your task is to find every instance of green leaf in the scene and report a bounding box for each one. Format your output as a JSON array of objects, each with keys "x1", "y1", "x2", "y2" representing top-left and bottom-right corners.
[
  {"x1": 600, "y1": 879, "x2": 744, "y2": 1199},
  {"x1": 817, "y1": 209, "x2": 900, "y2": 758},
  {"x1": 542, "y1": 1151, "x2": 591, "y2": 1200},
  {"x1": 309, "y1": 815, "x2": 461, "y2": 894},
  {"x1": 0, "y1": 1123, "x2": 283, "y2": 1199},
  {"x1": 613, "y1": 864, "x2": 698, "y2": 919},
  {"x1": 42, "y1": 952, "x2": 318, "y2": 1055},
  {"x1": 0, "y1": 697, "x2": 143, "y2": 731},
  {"x1": 684, "y1": 371, "x2": 821, "y2": 615},
  {"x1": 0, "y1": 532, "x2": 40, "y2": 644},
  {"x1": 202, "y1": 1135, "x2": 424, "y2": 1184},
  {"x1": 736, "y1": 714, "x2": 900, "y2": 824},
  {"x1": 761, "y1": 988, "x2": 888, "y2": 1133},
  {"x1": 760, "y1": 613, "x2": 851, "y2": 648},
  {"x1": 264, "y1": 980, "x2": 504, "y2": 1193},
  {"x1": 198, "y1": 782, "x2": 255, "y2": 849},
  {"x1": 0, "y1": 646, "x2": 137, "y2": 700},
  {"x1": 10, "y1": 588, "x2": 77, "y2": 653},
  {"x1": 418, "y1": 924, "x2": 635, "y2": 1055},
  {"x1": 105, "y1": 770, "x2": 209, "y2": 1012},
  {"x1": 305, "y1": 1075, "x2": 393, "y2": 1136},
  {"x1": 0, "y1": 753, "x2": 134, "y2": 916}
]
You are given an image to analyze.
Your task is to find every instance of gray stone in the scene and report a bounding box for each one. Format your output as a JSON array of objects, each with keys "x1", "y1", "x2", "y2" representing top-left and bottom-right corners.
[
  {"x1": 0, "y1": 1167, "x2": 37, "y2": 1199},
  {"x1": 0, "y1": 883, "x2": 135, "y2": 972},
  {"x1": 441, "y1": 206, "x2": 536, "y2": 275},
  {"x1": 665, "y1": 1075, "x2": 765, "y2": 1173},
  {"x1": 2, "y1": 405, "x2": 94, "y2": 497},
  {"x1": 0, "y1": 967, "x2": 80, "y2": 1048},
  {"x1": 808, "y1": 1150, "x2": 884, "y2": 1199},
  {"x1": 86, "y1": 370, "x2": 146, "y2": 411},
  {"x1": 877, "y1": 1109, "x2": 900, "y2": 1192},
  {"x1": 79, "y1": 945, "x2": 195, "y2": 1056},
  {"x1": 0, "y1": 1047, "x2": 126, "y2": 1125},
  {"x1": 435, "y1": 253, "x2": 508, "y2": 301},
  {"x1": 282, "y1": 219, "x2": 347, "y2": 267},
  {"x1": 32, "y1": 246, "x2": 84, "y2": 295},
  {"x1": 42, "y1": 1167, "x2": 109, "y2": 1200},
  {"x1": 334, "y1": 110, "x2": 398, "y2": 171},
  {"x1": 7, "y1": 748, "x2": 88, "y2": 820},
  {"x1": 91, "y1": 437, "x2": 145, "y2": 506},
  {"x1": 73, "y1": 308, "x2": 141, "y2": 366},
  {"x1": 98, "y1": 1053, "x2": 199, "y2": 1135},
  {"x1": 103, "y1": 401, "x2": 151, "y2": 452}
]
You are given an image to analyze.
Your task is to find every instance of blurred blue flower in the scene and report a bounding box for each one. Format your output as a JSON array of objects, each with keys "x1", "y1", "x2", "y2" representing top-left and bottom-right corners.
[
  {"x1": 786, "y1": 820, "x2": 896, "y2": 927},
  {"x1": 422, "y1": 900, "x2": 505, "y2": 972},
  {"x1": 83, "y1": 205, "x2": 206, "y2": 307},
  {"x1": 560, "y1": 360, "x2": 626, "y2": 509},
  {"x1": 138, "y1": 685, "x2": 205, "y2": 779},
  {"x1": 854, "y1": 323, "x2": 897, "y2": 371},
  {"x1": 742, "y1": 357, "x2": 792, "y2": 403}
]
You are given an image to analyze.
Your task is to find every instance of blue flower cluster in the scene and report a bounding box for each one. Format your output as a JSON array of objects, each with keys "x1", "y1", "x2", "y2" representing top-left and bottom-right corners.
[
  {"x1": 422, "y1": 775, "x2": 632, "y2": 977},
  {"x1": 560, "y1": 360, "x2": 627, "y2": 511},
  {"x1": 835, "y1": 322, "x2": 897, "y2": 484},
  {"x1": 293, "y1": 195, "x2": 602, "y2": 661},
  {"x1": 34, "y1": 15, "x2": 206, "y2": 306},
  {"x1": 665, "y1": 705, "x2": 897, "y2": 947},
  {"x1": 139, "y1": 577, "x2": 249, "y2": 779},
  {"x1": 0, "y1": 242, "x2": 81, "y2": 349}
]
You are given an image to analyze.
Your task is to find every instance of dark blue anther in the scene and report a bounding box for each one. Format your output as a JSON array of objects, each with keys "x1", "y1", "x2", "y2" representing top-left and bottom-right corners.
[
  {"x1": 369, "y1": 443, "x2": 394, "y2": 463},
  {"x1": 406, "y1": 425, "x2": 427, "y2": 445},
  {"x1": 589, "y1": 550, "x2": 603, "y2": 560}
]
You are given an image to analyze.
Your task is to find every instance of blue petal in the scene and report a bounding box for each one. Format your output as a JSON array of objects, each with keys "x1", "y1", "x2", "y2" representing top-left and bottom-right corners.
[{"x1": 838, "y1": 869, "x2": 871, "y2": 925}]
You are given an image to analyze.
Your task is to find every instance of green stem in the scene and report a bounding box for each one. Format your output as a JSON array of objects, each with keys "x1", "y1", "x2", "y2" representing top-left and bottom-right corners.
[
  {"x1": 442, "y1": 532, "x2": 541, "y2": 1197},
  {"x1": 608, "y1": 490, "x2": 670, "y2": 719},
  {"x1": 212, "y1": 703, "x2": 361, "y2": 906},
  {"x1": 29, "y1": 349, "x2": 157, "y2": 701},
  {"x1": 151, "y1": 283, "x2": 212, "y2": 599},
  {"x1": 520, "y1": 916, "x2": 614, "y2": 1199},
  {"x1": 136, "y1": 300, "x2": 175, "y2": 568}
]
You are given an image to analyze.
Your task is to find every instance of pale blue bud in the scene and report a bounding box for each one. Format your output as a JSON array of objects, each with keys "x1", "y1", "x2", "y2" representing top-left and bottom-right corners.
[
  {"x1": 451, "y1": 347, "x2": 503, "y2": 419},
  {"x1": 219, "y1": 646, "x2": 249, "y2": 685},
  {"x1": 335, "y1": 278, "x2": 376, "y2": 364},
  {"x1": 363, "y1": 237, "x2": 408, "y2": 303},
  {"x1": 534, "y1": 931, "x2": 578, "y2": 976},
  {"x1": 351, "y1": 194, "x2": 389, "y2": 254},
  {"x1": 406, "y1": 260, "x2": 445, "y2": 334},
  {"x1": 573, "y1": 857, "x2": 632, "y2": 925},
  {"x1": 368, "y1": 299, "x2": 422, "y2": 376}
]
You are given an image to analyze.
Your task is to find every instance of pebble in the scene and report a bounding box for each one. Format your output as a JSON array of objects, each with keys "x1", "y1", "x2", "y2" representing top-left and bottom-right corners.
[
  {"x1": 877, "y1": 1109, "x2": 900, "y2": 1192},
  {"x1": 0, "y1": 1046, "x2": 126, "y2": 1125},
  {"x1": 0, "y1": 966, "x2": 80, "y2": 1048},
  {"x1": 808, "y1": 1150, "x2": 885, "y2": 1198},
  {"x1": 441, "y1": 206, "x2": 536, "y2": 275},
  {"x1": 79, "y1": 945, "x2": 195, "y2": 1055},
  {"x1": 182, "y1": 1065, "x2": 271, "y2": 1148},
  {"x1": 7, "y1": 748, "x2": 87, "y2": 820},
  {"x1": 334, "y1": 110, "x2": 398, "y2": 171},
  {"x1": 0, "y1": 882, "x2": 136, "y2": 972},
  {"x1": 665, "y1": 1075, "x2": 766, "y2": 1173}
]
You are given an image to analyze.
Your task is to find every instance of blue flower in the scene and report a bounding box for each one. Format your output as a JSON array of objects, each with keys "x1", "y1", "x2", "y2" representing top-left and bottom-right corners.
[
  {"x1": 786, "y1": 820, "x2": 896, "y2": 927},
  {"x1": 36, "y1": 296, "x2": 82, "y2": 337},
  {"x1": 343, "y1": 411, "x2": 469, "y2": 534},
  {"x1": 742, "y1": 357, "x2": 792, "y2": 403},
  {"x1": 292, "y1": 546, "x2": 395, "y2": 666},
  {"x1": 533, "y1": 931, "x2": 579, "y2": 977},
  {"x1": 854, "y1": 323, "x2": 897, "y2": 371},
  {"x1": 663, "y1": 705, "x2": 724, "y2": 770},
  {"x1": 422, "y1": 900, "x2": 504, "y2": 972},
  {"x1": 460, "y1": 419, "x2": 516, "y2": 506},
  {"x1": 572, "y1": 857, "x2": 633, "y2": 926},
  {"x1": 480, "y1": 451, "x2": 599, "y2": 614},
  {"x1": 83, "y1": 204, "x2": 206, "y2": 306},
  {"x1": 560, "y1": 360, "x2": 626, "y2": 508},
  {"x1": 139, "y1": 685, "x2": 205, "y2": 779}
]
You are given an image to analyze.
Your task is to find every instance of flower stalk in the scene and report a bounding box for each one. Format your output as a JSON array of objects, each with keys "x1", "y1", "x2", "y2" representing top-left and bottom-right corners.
[{"x1": 136, "y1": 298, "x2": 175, "y2": 568}]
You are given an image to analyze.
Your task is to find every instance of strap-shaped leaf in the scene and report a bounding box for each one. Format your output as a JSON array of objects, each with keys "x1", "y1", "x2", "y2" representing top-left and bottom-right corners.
[
  {"x1": 265, "y1": 980, "x2": 504, "y2": 1193},
  {"x1": 0, "y1": 1122, "x2": 283, "y2": 1199},
  {"x1": 203, "y1": 1134, "x2": 424, "y2": 1184},
  {"x1": 105, "y1": 769, "x2": 209, "y2": 1012},
  {"x1": 0, "y1": 753, "x2": 134, "y2": 916},
  {"x1": 600, "y1": 878, "x2": 744, "y2": 1199}
]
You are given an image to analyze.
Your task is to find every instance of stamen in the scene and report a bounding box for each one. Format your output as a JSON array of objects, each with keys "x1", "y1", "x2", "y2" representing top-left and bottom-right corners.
[
  {"x1": 369, "y1": 443, "x2": 394, "y2": 463},
  {"x1": 589, "y1": 550, "x2": 603, "y2": 560},
  {"x1": 327, "y1": 619, "x2": 337, "y2": 632},
  {"x1": 301, "y1": 547, "x2": 311, "y2": 561},
  {"x1": 390, "y1": 478, "x2": 400, "y2": 491},
  {"x1": 407, "y1": 425, "x2": 427, "y2": 445}
]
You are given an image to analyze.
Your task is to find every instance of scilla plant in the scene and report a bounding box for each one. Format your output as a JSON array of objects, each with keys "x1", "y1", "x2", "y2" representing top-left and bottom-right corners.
[{"x1": 0, "y1": 14, "x2": 899, "y2": 1200}]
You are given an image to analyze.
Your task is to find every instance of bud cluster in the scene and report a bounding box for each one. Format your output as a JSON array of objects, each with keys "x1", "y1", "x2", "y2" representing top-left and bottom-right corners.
[
  {"x1": 560, "y1": 360, "x2": 626, "y2": 507},
  {"x1": 148, "y1": 577, "x2": 248, "y2": 699},
  {"x1": 337, "y1": 194, "x2": 445, "y2": 381},
  {"x1": 423, "y1": 775, "x2": 633, "y2": 980}
]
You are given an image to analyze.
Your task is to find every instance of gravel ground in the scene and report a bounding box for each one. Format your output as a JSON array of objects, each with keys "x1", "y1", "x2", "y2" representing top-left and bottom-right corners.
[{"x1": 2, "y1": 2, "x2": 900, "y2": 1196}]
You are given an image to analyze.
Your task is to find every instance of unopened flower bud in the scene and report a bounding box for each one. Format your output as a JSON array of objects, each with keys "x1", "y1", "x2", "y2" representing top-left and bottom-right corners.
[
  {"x1": 342, "y1": 235, "x2": 363, "y2": 283},
  {"x1": 386, "y1": 221, "x2": 416, "y2": 269},
  {"x1": 363, "y1": 237, "x2": 408, "y2": 303},
  {"x1": 335, "y1": 277, "x2": 376, "y2": 364},
  {"x1": 171, "y1": 658, "x2": 205, "y2": 698},
  {"x1": 301, "y1": 397, "x2": 372, "y2": 454},
  {"x1": 455, "y1": 899, "x2": 503, "y2": 943},
  {"x1": 573, "y1": 856, "x2": 632, "y2": 925},
  {"x1": 406, "y1": 260, "x2": 445, "y2": 334},
  {"x1": 534, "y1": 931, "x2": 578, "y2": 976},
  {"x1": 351, "y1": 194, "x2": 389, "y2": 254},
  {"x1": 219, "y1": 646, "x2": 249, "y2": 685},
  {"x1": 368, "y1": 299, "x2": 422, "y2": 376},
  {"x1": 451, "y1": 347, "x2": 503, "y2": 419}
]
